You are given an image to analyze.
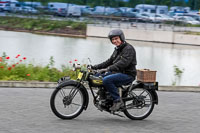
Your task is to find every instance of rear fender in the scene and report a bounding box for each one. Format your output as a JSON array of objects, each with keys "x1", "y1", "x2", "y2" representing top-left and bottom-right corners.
[
  {"x1": 143, "y1": 82, "x2": 159, "y2": 105},
  {"x1": 56, "y1": 80, "x2": 89, "y2": 110},
  {"x1": 150, "y1": 90, "x2": 158, "y2": 105}
]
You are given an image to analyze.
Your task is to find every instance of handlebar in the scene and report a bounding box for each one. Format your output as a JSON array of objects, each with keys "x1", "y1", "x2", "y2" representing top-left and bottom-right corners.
[
  {"x1": 87, "y1": 58, "x2": 92, "y2": 66},
  {"x1": 72, "y1": 58, "x2": 93, "y2": 71}
]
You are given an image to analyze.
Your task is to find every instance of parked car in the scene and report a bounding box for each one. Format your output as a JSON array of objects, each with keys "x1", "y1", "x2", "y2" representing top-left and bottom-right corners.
[
  {"x1": 0, "y1": 2, "x2": 11, "y2": 12},
  {"x1": 48, "y1": 2, "x2": 68, "y2": 10},
  {"x1": 91, "y1": 6, "x2": 105, "y2": 15},
  {"x1": 154, "y1": 14, "x2": 174, "y2": 22},
  {"x1": 81, "y1": 7, "x2": 93, "y2": 15},
  {"x1": 104, "y1": 7, "x2": 118, "y2": 15},
  {"x1": 66, "y1": 5, "x2": 81, "y2": 17},
  {"x1": 170, "y1": 6, "x2": 190, "y2": 13},
  {"x1": 138, "y1": 13, "x2": 160, "y2": 23},
  {"x1": 138, "y1": 13, "x2": 174, "y2": 23},
  {"x1": 9, "y1": 1, "x2": 23, "y2": 13},
  {"x1": 119, "y1": 7, "x2": 138, "y2": 13},
  {"x1": 135, "y1": 4, "x2": 168, "y2": 14},
  {"x1": 47, "y1": 2, "x2": 74, "y2": 15},
  {"x1": 17, "y1": 6, "x2": 39, "y2": 14},
  {"x1": 182, "y1": 14, "x2": 200, "y2": 21},
  {"x1": 23, "y1": 2, "x2": 42, "y2": 8},
  {"x1": 172, "y1": 12, "x2": 186, "y2": 19},
  {"x1": 52, "y1": 8, "x2": 66, "y2": 16},
  {"x1": 176, "y1": 16, "x2": 200, "y2": 25},
  {"x1": 53, "y1": 5, "x2": 82, "y2": 17}
]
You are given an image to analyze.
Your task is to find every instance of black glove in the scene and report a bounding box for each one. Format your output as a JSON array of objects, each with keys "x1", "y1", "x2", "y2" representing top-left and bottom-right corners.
[
  {"x1": 98, "y1": 68, "x2": 108, "y2": 74},
  {"x1": 87, "y1": 65, "x2": 92, "y2": 69},
  {"x1": 91, "y1": 65, "x2": 98, "y2": 70}
]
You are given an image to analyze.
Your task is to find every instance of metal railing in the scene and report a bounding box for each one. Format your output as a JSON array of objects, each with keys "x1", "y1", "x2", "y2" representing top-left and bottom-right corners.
[
  {"x1": 89, "y1": 15, "x2": 200, "y2": 33},
  {"x1": 1, "y1": 11, "x2": 200, "y2": 33}
]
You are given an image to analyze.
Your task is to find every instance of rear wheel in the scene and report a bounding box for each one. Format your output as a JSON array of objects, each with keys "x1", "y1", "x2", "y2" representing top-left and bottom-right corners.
[
  {"x1": 124, "y1": 88, "x2": 154, "y2": 120},
  {"x1": 50, "y1": 84, "x2": 85, "y2": 119}
]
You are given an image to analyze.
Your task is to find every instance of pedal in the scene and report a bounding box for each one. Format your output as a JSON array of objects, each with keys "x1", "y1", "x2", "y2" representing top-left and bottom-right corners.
[
  {"x1": 98, "y1": 107, "x2": 103, "y2": 112},
  {"x1": 96, "y1": 104, "x2": 103, "y2": 112}
]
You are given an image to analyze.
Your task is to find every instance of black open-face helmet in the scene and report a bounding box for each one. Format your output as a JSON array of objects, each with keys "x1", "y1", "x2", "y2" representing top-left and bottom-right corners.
[{"x1": 108, "y1": 29, "x2": 125, "y2": 43}]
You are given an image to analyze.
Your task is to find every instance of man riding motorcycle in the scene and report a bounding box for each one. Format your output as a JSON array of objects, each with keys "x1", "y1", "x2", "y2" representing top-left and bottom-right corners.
[{"x1": 92, "y1": 29, "x2": 137, "y2": 111}]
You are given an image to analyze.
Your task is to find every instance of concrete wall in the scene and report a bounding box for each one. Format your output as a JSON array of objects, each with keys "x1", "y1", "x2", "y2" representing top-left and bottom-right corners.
[
  {"x1": 174, "y1": 33, "x2": 200, "y2": 45},
  {"x1": 87, "y1": 25, "x2": 200, "y2": 45}
]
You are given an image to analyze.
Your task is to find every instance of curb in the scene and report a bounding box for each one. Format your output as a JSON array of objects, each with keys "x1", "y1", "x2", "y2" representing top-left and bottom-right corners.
[
  {"x1": 33, "y1": 31, "x2": 86, "y2": 38},
  {"x1": 158, "y1": 86, "x2": 200, "y2": 92},
  {"x1": 0, "y1": 81, "x2": 57, "y2": 88},
  {"x1": 0, "y1": 81, "x2": 200, "y2": 92}
]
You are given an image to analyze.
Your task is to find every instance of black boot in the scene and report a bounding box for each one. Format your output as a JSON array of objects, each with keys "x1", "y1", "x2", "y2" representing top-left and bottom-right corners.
[{"x1": 110, "y1": 99, "x2": 124, "y2": 111}]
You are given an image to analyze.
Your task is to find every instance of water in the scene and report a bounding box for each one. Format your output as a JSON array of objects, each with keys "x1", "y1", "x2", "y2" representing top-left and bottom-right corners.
[{"x1": 0, "y1": 30, "x2": 200, "y2": 86}]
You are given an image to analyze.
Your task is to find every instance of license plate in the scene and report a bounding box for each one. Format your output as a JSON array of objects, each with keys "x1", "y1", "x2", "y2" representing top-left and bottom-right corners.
[{"x1": 77, "y1": 72, "x2": 83, "y2": 80}]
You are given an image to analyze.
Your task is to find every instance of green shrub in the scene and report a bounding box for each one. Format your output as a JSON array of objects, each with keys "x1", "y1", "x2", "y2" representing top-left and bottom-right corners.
[
  {"x1": 0, "y1": 16, "x2": 87, "y2": 32},
  {"x1": 71, "y1": 22, "x2": 86, "y2": 30},
  {"x1": 0, "y1": 53, "x2": 76, "y2": 82}
]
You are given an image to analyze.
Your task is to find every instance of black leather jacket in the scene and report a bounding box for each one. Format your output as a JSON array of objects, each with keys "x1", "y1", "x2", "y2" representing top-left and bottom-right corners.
[{"x1": 93, "y1": 42, "x2": 137, "y2": 77}]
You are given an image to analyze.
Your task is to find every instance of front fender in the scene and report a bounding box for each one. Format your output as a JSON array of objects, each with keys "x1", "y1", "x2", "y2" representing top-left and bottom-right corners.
[{"x1": 57, "y1": 80, "x2": 89, "y2": 110}]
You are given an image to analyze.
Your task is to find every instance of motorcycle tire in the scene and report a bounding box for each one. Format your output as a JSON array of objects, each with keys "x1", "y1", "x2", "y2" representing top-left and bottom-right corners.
[
  {"x1": 123, "y1": 87, "x2": 155, "y2": 120},
  {"x1": 50, "y1": 83, "x2": 86, "y2": 120}
]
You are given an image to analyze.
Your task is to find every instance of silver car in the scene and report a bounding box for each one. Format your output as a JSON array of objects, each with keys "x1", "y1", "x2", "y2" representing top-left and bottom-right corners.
[{"x1": 176, "y1": 16, "x2": 200, "y2": 25}]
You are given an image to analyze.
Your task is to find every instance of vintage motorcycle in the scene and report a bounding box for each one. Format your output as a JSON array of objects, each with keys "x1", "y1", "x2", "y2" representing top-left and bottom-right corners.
[{"x1": 50, "y1": 59, "x2": 158, "y2": 120}]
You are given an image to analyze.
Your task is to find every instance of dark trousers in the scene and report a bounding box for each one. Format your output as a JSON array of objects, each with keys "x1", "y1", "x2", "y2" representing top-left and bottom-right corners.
[{"x1": 96, "y1": 72, "x2": 134, "y2": 101}]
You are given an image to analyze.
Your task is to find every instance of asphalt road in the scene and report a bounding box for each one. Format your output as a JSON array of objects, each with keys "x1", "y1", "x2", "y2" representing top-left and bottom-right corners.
[{"x1": 0, "y1": 87, "x2": 200, "y2": 133}]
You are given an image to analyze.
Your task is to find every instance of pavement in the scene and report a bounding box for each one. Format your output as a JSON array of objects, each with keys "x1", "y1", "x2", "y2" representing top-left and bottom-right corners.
[{"x1": 0, "y1": 87, "x2": 200, "y2": 133}]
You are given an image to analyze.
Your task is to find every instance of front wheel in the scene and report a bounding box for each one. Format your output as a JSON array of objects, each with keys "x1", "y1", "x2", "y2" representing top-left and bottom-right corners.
[
  {"x1": 123, "y1": 88, "x2": 155, "y2": 120},
  {"x1": 50, "y1": 84, "x2": 85, "y2": 119}
]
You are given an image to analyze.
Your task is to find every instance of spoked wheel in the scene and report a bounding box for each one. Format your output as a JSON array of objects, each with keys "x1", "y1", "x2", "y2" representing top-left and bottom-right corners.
[
  {"x1": 123, "y1": 88, "x2": 154, "y2": 120},
  {"x1": 50, "y1": 84, "x2": 85, "y2": 119}
]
